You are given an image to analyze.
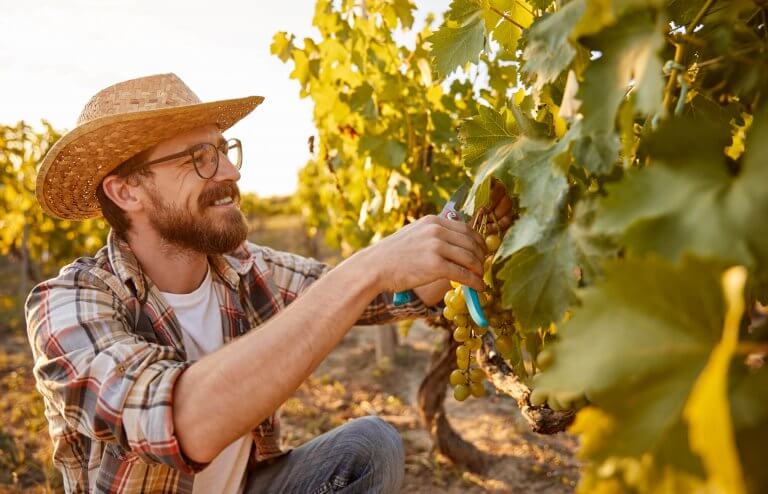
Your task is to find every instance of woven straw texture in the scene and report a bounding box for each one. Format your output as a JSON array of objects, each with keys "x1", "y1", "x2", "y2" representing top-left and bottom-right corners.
[{"x1": 36, "y1": 73, "x2": 264, "y2": 220}]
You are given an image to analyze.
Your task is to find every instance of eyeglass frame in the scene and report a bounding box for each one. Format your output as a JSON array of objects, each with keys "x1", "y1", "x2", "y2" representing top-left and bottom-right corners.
[{"x1": 116, "y1": 137, "x2": 242, "y2": 180}]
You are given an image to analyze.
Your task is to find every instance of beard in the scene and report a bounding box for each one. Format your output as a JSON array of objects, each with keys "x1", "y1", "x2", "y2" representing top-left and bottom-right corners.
[{"x1": 145, "y1": 181, "x2": 249, "y2": 255}]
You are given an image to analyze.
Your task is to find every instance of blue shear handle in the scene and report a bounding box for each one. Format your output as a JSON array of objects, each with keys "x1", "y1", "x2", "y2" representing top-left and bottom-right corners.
[
  {"x1": 462, "y1": 286, "x2": 489, "y2": 328},
  {"x1": 393, "y1": 290, "x2": 413, "y2": 306}
]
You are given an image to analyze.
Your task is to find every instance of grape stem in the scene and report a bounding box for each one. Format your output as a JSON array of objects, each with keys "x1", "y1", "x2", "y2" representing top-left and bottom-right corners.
[
  {"x1": 487, "y1": 5, "x2": 527, "y2": 31},
  {"x1": 662, "y1": 0, "x2": 717, "y2": 113},
  {"x1": 477, "y1": 333, "x2": 575, "y2": 434}
]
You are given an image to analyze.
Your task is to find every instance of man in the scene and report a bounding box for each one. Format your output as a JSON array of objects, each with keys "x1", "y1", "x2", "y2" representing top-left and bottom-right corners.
[{"x1": 26, "y1": 73, "x2": 513, "y2": 493}]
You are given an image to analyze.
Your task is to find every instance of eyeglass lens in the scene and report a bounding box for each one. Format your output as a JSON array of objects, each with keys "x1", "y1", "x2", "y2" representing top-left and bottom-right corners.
[{"x1": 192, "y1": 140, "x2": 242, "y2": 178}]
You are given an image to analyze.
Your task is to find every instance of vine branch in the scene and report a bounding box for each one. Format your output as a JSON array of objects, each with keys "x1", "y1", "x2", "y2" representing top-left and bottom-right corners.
[{"x1": 477, "y1": 334, "x2": 576, "y2": 434}]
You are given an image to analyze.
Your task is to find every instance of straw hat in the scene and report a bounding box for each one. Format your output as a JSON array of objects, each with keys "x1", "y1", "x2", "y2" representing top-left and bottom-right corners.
[{"x1": 36, "y1": 73, "x2": 264, "y2": 220}]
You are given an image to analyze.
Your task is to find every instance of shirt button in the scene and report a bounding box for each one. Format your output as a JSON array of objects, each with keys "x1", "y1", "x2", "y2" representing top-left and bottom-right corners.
[{"x1": 115, "y1": 363, "x2": 126, "y2": 376}]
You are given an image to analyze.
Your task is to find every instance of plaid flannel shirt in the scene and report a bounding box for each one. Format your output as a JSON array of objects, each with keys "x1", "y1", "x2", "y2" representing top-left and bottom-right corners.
[{"x1": 25, "y1": 230, "x2": 438, "y2": 493}]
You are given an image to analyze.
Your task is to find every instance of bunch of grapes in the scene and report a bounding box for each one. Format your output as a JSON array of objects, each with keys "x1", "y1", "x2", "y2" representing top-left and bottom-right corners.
[
  {"x1": 443, "y1": 282, "x2": 489, "y2": 401},
  {"x1": 442, "y1": 215, "x2": 521, "y2": 401},
  {"x1": 443, "y1": 206, "x2": 587, "y2": 411}
]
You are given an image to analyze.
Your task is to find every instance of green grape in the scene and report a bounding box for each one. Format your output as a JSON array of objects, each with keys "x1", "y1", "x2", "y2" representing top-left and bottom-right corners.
[
  {"x1": 452, "y1": 300, "x2": 469, "y2": 315},
  {"x1": 456, "y1": 357, "x2": 470, "y2": 370},
  {"x1": 454, "y1": 384, "x2": 470, "y2": 401},
  {"x1": 443, "y1": 290, "x2": 455, "y2": 307},
  {"x1": 473, "y1": 325, "x2": 488, "y2": 336},
  {"x1": 554, "y1": 390, "x2": 582, "y2": 410},
  {"x1": 536, "y1": 349, "x2": 554, "y2": 370},
  {"x1": 453, "y1": 288, "x2": 466, "y2": 306},
  {"x1": 469, "y1": 381, "x2": 486, "y2": 398},
  {"x1": 448, "y1": 296, "x2": 464, "y2": 311},
  {"x1": 466, "y1": 337, "x2": 482, "y2": 351},
  {"x1": 453, "y1": 326, "x2": 470, "y2": 343},
  {"x1": 456, "y1": 344, "x2": 470, "y2": 361},
  {"x1": 443, "y1": 306, "x2": 456, "y2": 321},
  {"x1": 495, "y1": 334, "x2": 514, "y2": 355},
  {"x1": 469, "y1": 368, "x2": 486, "y2": 383},
  {"x1": 449, "y1": 369, "x2": 468, "y2": 386},
  {"x1": 547, "y1": 394, "x2": 566, "y2": 411},
  {"x1": 485, "y1": 234, "x2": 501, "y2": 252},
  {"x1": 479, "y1": 291, "x2": 493, "y2": 307},
  {"x1": 453, "y1": 313, "x2": 469, "y2": 327},
  {"x1": 530, "y1": 388, "x2": 548, "y2": 407}
]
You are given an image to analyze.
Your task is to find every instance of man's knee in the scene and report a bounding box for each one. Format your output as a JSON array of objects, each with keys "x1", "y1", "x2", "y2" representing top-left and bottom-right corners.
[
  {"x1": 341, "y1": 416, "x2": 405, "y2": 492},
  {"x1": 345, "y1": 416, "x2": 403, "y2": 458}
]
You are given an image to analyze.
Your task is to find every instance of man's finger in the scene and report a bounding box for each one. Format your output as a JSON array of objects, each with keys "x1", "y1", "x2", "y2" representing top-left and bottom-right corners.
[
  {"x1": 433, "y1": 216, "x2": 485, "y2": 250},
  {"x1": 442, "y1": 261, "x2": 485, "y2": 292},
  {"x1": 490, "y1": 180, "x2": 506, "y2": 205},
  {"x1": 438, "y1": 228, "x2": 486, "y2": 262},
  {"x1": 486, "y1": 215, "x2": 513, "y2": 234},
  {"x1": 437, "y1": 243, "x2": 484, "y2": 278},
  {"x1": 493, "y1": 195, "x2": 514, "y2": 219}
]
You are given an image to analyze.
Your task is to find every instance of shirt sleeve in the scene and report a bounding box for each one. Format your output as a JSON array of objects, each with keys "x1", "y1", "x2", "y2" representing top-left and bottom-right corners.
[
  {"x1": 24, "y1": 268, "x2": 208, "y2": 474},
  {"x1": 257, "y1": 245, "x2": 443, "y2": 324}
]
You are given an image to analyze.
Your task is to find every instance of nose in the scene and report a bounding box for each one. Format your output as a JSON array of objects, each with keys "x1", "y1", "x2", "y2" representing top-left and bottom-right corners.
[{"x1": 214, "y1": 151, "x2": 241, "y2": 182}]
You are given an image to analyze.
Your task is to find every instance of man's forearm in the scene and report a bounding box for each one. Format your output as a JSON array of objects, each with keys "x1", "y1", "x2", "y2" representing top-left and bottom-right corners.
[{"x1": 173, "y1": 248, "x2": 382, "y2": 463}]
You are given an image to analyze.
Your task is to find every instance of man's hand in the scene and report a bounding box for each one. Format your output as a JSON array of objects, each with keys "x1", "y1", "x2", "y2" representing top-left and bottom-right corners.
[
  {"x1": 411, "y1": 179, "x2": 516, "y2": 306},
  {"x1": 478, "y1": 179, "x2": 516, "y2": 234},
  {"x1": 367, "y1": 215, "x2": 487, "y2": 294}
]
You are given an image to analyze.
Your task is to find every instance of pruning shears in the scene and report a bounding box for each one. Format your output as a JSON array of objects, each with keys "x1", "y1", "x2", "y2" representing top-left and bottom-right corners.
[{"x1": 392, "y1": 182, "x2": 489, "y2": 328}]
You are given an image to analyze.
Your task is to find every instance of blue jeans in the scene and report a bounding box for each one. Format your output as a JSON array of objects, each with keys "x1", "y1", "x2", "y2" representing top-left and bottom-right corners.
[{"x1": 244, "y1": 416, "x2": 405, "y2": 493}]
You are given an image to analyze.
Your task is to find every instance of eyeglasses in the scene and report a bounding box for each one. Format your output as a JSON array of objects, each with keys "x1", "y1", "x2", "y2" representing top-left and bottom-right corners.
[{"x1": 122, "y1": 138, "x2": 243, "y2": 180}]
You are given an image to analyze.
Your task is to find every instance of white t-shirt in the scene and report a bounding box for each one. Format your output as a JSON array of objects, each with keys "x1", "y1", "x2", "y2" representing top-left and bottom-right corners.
[{"x1": 160, "y1": 265, "x2": 252, "y2": 494}]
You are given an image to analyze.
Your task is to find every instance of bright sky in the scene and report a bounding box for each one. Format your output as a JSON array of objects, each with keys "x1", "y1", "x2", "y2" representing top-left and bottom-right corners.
[{"x1": 0, "y1": 0, "x2": 449, "y2": 196}]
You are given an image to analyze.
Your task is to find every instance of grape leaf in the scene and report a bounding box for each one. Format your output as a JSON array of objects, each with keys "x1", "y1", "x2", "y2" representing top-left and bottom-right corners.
[
  {"x1": 536, "y1": 256, "x2": 726, "y2": 469},
  {"x1": 460, "y1": 106, "x2": 518, "y2": 214},
  {"x1": 522, "y1": 0, "x2": 586, "y2": 90},
  {"x1": 464, "y1": 132, "x2": 569, "y2": 224},
  {"x1": 489, "y1": 123, "x2": 584, "y2": 227},
  {"x1": 359, "y1": 135, "x2": 407, "y2": 168},
  {"x1": 593, "y1": 106, "x2": 768, "y2": 283},
  {"x1": 496, "y1": 223, "x2": 579, "y2": 330},
  {"x1": 460, "y1": 105, "x2": 517, "y2": 169},
  {"x1": 392, "y1": 0, "x2": 416, "y2": 30},
  {"x1": 683, "y1": 267, "x2": 748, "y2": 494},
  {"x1": 270, "y1": 32, "x2": 294, "y2": 62},
  {"x1": 574, "y1": 9, "x2": 665, "y2": 174},
  {"x1": 494, "y1": 199, "x2": 613, "y2": 331},
  {"x1": 487, "y1": 0, "x2": 535, "y2": 53},
  {"x1": 730, "y1": 364, "x2": 768, "y2": 494},
  {"x1": 428, "y1": 0, "x2": 487, "y2": 78}
]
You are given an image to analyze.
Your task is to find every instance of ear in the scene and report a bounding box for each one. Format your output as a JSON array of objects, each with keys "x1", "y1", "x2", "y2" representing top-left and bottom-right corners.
[{"x1": 101, "y1": 174, "x2": 146, "y2": 214}]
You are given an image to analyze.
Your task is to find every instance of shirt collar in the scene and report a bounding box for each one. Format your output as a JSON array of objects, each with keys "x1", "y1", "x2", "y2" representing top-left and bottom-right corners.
[{"x1": 107, "y1": 230, "x2": 255, "y2": 299}]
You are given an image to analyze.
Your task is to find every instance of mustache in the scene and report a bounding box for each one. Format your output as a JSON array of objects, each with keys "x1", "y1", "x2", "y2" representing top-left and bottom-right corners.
[{"x1": 199, "y1": 182, "x2": 241, "y2": 207}]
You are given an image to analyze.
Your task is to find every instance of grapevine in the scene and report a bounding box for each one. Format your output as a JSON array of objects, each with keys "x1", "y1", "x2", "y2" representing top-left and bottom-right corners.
[{"x1": 280, "y1": 0, "x2": 768, "y2": 490}]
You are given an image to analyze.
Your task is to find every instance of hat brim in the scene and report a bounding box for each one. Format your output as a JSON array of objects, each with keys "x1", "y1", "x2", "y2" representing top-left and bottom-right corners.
[{"x1": 36, "y1": 95, "x2": 264, "y2": 220}]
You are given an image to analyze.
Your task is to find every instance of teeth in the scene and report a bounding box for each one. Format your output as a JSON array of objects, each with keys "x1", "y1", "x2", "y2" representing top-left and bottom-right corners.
[{"x1": 214, "y1": 196, "x2": 233, "y2": 206}]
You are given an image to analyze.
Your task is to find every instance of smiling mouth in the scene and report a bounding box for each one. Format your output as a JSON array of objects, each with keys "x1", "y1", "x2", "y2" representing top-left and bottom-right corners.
[{"x1": 212, "y1": 196, "x2": 235, "y2": 206}]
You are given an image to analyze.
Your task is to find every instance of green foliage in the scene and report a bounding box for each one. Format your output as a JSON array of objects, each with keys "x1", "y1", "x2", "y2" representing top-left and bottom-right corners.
[
  {"x1": 423, "y1": 0, "x2": 768, "y2": 491},
  {"x1": 274, "y1": 0, "x2": 481, "y2": 254},
  {"x1": 1, "y1": 122, "x2": 109, "y2": 332},
  {"x1": 283, "y1": 0, "x2": 768, "y2": 490}
]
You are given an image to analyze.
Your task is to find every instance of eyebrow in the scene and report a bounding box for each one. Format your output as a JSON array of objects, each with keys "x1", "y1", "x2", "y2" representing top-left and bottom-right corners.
[{"x1": 181, "y1": 136, "x2": 227, "y2": 154}]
